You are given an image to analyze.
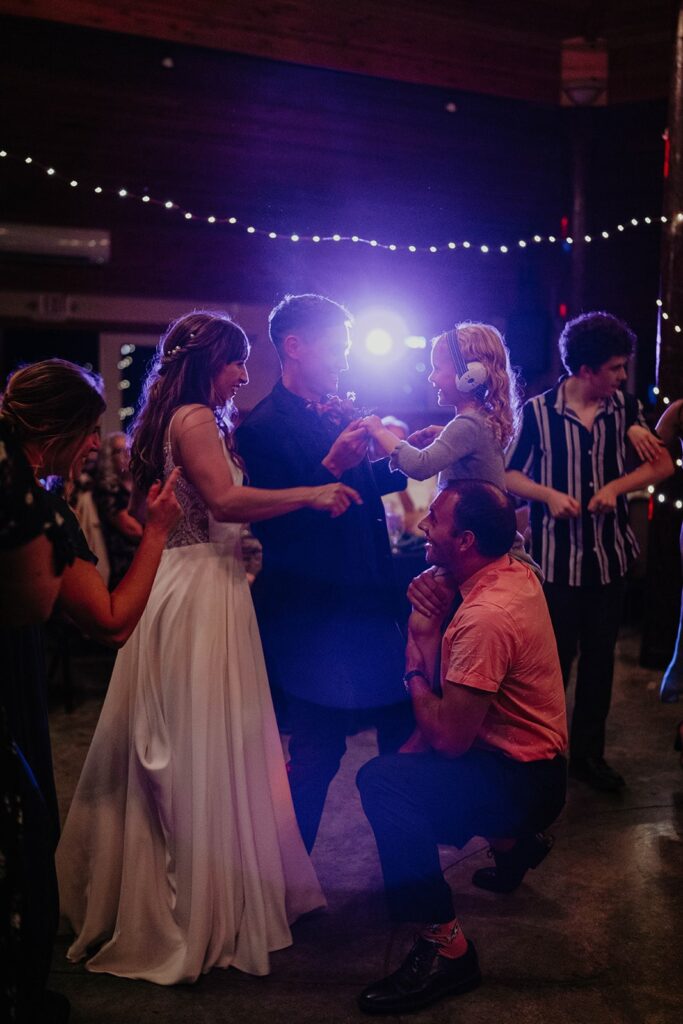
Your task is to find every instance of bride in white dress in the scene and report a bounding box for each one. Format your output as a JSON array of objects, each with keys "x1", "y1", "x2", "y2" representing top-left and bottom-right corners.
[{"x1": 56, "y1": 311, "x2": 361, "y2": 984}]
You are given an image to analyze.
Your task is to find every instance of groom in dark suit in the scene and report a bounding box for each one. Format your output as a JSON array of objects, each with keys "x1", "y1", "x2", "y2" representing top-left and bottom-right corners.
[{"x1": 237, "y1": 294, "x2": 412, "y2": 851}]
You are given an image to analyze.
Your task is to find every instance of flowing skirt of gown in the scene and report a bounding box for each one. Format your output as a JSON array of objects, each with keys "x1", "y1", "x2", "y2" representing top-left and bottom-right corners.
[{"x1": 55, "y1": 531, "x2": 325, "y2": 984}]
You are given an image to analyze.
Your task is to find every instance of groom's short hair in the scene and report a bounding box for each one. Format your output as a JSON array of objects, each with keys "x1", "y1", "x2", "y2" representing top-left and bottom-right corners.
[{"x1": 268, "y1": 294, "x2": 353, "y2": 357}]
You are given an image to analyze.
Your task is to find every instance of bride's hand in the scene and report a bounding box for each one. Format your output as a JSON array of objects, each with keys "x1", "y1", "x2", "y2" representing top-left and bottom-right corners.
[{"x1": 308, "y1": 483, "x2": 363, "y2": 518}]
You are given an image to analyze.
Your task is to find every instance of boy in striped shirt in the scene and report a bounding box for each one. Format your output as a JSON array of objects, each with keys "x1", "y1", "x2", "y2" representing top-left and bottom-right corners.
[{"x1": 506, "y1": 311, "x2": 673, "y2": 791}]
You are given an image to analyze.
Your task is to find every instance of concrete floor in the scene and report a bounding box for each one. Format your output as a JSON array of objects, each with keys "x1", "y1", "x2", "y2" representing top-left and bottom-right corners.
[{"x1": 48, "y1": 631, "x2": 683, "y2": 1024}]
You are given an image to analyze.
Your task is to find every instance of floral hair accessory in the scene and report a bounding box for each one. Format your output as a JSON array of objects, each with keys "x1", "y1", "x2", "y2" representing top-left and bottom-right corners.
[{"x1": 164, "y1": 332, "x2": 195, "y2": 359}]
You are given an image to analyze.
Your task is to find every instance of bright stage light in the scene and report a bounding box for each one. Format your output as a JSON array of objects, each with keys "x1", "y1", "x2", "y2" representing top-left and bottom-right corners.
[
  {"x1": 405, "y1": 335, "x2": 427, "y2": 349},
  {"x1": 365, "y1": 328, "x2": 394, "y2": 356},
  {"x1": 353, "y1": 308, "x2": 409, "y2": 365}
]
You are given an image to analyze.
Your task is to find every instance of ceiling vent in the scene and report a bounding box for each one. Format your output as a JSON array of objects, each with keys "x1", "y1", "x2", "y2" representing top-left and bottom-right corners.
[{"x1": 0, "y1": 222, "x2": 110, "y2": 263}]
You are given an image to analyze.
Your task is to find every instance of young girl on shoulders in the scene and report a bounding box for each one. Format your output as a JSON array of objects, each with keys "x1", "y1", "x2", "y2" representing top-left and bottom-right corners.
[{"x1": 364, "y1": 322, "x2": 519, "y2": 494}]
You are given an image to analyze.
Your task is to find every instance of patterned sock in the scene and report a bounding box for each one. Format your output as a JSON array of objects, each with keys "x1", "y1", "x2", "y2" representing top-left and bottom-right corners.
[{"x1": 421, "y1": 917, "x2": 468, "y2": 959}]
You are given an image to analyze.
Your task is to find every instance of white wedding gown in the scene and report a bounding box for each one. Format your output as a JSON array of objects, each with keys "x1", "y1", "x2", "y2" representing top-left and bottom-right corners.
[{"x1": 56, "y1": 434, "x2": 324, "y2": 984}]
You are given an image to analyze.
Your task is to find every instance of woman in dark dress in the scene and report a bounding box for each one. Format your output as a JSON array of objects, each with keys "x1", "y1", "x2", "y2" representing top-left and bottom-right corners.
[
  {"x1": 0, "y1": 358, "x2": 181, "y2": 1022},
  {"x1": 0, "y1": 410, "x2": 72, "y2": 1023}
]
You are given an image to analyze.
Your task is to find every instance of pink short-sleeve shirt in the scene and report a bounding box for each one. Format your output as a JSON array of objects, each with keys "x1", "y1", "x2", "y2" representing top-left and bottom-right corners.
[{"x1": 441, "y1": 556, "x2": 568, "y2": 762}]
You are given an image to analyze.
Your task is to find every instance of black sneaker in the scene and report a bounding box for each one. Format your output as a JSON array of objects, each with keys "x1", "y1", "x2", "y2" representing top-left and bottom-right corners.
[
  {"x1": 358, "y1": 937, "x2": 481, "y2": 1015},
  {"x1": 471, "y1": 832, "x2": 554, "y2": 893},
  {"x1": 569, "y1": 756, "x2": 625, "y2": 792}
]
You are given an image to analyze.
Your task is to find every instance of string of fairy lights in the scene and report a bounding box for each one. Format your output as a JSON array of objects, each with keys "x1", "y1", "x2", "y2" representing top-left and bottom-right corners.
[
  {"x1": 649, "y1": 299, "x2": 683, "y2": 510},
  {"x1": 648, "y1": 485, "x2": 683, "y2": 509},
  {"x1": 0, "y1": 147, "x2": 672, "y2": 254},
  {"x1": 3, "y1": 147, "x2": 682, "y2": 509}
]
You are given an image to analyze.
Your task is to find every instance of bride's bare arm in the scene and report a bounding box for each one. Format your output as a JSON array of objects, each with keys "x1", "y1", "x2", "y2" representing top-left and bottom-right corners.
[{"x1": 173, "y1": 405, "x2": 361, "y2": 522}]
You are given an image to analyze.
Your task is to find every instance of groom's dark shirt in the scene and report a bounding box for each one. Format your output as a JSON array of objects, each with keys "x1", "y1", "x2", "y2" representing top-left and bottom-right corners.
[{"x1": 236, "y1": 380, "x2": 407, "y2": 710}]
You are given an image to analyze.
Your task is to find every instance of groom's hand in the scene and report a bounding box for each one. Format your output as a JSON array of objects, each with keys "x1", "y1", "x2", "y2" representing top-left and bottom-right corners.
[{"x1": 322, "y1": 419, "x2": 369, "y2": 477}]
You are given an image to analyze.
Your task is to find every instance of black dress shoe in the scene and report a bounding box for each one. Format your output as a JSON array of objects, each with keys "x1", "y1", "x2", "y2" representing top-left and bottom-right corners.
[
  {"x1": 358, "y1": 937, "x2": 481, "y2": 1015},
  {"x1": 569, "y1": 756, "x2": 625, "y2": 792},
  {"x1": 471, "y1": 832, "x2": 554, "y2": 894}
]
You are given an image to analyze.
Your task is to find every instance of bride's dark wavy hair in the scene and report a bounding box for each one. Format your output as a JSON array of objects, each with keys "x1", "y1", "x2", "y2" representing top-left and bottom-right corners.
[{"x1": 130, "y1": 310, "x2": 249, "y2": 494}]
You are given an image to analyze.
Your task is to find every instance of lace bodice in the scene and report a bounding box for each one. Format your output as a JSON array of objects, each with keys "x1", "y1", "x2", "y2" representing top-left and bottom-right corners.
[{"x1": 163, "y1": 431, "x2": 244, "y2": 550}]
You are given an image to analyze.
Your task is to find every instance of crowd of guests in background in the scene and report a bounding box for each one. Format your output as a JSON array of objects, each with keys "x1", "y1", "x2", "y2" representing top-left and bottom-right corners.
[
  {"x1": 69, "y1": 431, "x2": 141, "y2": 589},
  {"x1": 0, "y1": 295, "x2": 680, "y2": 1021}
]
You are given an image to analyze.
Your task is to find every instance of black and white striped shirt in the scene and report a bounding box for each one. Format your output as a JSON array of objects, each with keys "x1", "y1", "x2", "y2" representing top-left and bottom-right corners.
[{"x1": 506, "y1": 380, "x2": 648, "y2": 586}]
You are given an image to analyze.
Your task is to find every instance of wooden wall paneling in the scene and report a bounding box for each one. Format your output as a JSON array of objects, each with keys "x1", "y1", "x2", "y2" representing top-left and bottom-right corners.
[
  {"x1": 0, "y1": 14, "x2": 668, "y2": 394},
  {"x1": 0, "y1": 0, "x2": 678, "y2": 103},
  {"x1": 0, "y1": 1, "x2": 562, "y2": 101},
  {"x1": 0, "y1": 18, "x2": 568, "y2": 233}
]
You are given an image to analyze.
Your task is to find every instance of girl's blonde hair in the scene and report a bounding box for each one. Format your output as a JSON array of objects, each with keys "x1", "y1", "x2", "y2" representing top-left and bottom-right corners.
[{"x1": 433, "y1": 322, "x2": 521, "y2": 450}]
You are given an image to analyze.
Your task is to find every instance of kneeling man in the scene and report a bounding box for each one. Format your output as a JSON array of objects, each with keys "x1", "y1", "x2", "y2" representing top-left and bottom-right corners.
[{"x1": 357, "y1": 480, "x2": 567, "y2": 1014}]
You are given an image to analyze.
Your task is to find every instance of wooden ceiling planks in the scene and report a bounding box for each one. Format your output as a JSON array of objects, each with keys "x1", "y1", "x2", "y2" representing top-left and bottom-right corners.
[
  {"x1": 0, "y1": 0, "x2": 677, "y2": 103},
  {"x1": 0, "y1": 5, "x2": 668, "y2": 361},
  {"x1": 0, "y1": 15, "x2": 573, "y2": 316},
  {"x1": 0, "y1": 17, "x2": 567, "y2": 235}
]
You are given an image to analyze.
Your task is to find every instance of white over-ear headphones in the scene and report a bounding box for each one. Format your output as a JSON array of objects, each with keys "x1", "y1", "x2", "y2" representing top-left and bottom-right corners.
[{"x1": 445, "y1": 328, "x2": 488, "y2": 394}]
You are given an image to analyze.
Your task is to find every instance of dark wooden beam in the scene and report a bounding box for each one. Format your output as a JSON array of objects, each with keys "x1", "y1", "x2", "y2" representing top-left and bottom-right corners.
[
  {"x1": 659, "y1": 1, "x2": 683, "y2": 398},
  {"x1": 2, "y1": 0, "x2": 676, "y2": 104}
]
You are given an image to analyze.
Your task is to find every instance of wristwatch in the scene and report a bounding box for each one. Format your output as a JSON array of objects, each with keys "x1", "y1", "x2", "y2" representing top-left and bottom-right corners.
[{"x1": 403, "y1": 669, "x2": 431, "y2": 691}]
